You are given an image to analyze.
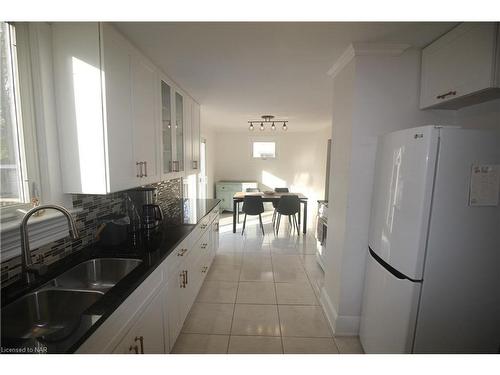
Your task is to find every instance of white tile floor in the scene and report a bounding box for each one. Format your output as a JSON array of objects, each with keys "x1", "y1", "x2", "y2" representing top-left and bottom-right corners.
[{"x1": 172, "y1": 211, "x2": 364, "y2": 354}]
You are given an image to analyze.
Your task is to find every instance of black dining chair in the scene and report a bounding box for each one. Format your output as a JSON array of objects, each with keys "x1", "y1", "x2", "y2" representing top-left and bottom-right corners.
[
  {"x1": 241, "y1": 195, "x2": 265, "y2": 235},
  {"x1": 272, "y1": 188, "x2": 289, "y2": 228},
  {"x1": 275, "y1": 195, "x2": 300, "y2": 234}
]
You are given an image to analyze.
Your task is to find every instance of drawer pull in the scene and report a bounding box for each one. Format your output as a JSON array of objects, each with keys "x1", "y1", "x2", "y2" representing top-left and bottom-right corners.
[
  {"x1": 202, "y1": 266, "x2": 208, "y2": 273},
  {"x1": 201, "y1": 243, "x2": 208, "y2": 249},
  {"x1": 200, "y1": 224, "x2": 207, "y2": 229},
  {"x1": 436, "y1": 90, "x2": 457, "y2": 100}
]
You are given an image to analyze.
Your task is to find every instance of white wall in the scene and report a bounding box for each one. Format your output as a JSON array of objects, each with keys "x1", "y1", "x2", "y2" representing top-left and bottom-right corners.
[
  {"x1": 456, "y1": 99, "x2": 500, "y2": 130},
  {"x1": 200, "y1": 110, "x2": 216, "y2": 199},
  {"x1": 322, "y1": 47, "x2": 456, "y2": 335},
  {"x1": 214, "y1": 128, "x2": 331, "y2": 226}
]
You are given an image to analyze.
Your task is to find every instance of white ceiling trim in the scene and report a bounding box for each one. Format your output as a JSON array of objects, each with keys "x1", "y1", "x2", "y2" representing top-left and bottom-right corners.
[{"x1": 327, "y1": 42, "x2": 411, "y2": 78}]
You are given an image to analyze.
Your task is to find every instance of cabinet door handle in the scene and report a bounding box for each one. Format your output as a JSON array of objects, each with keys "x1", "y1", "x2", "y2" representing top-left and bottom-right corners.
[
  {"x1": 177, "y1": 248, "x2": 187, "y2": 256},
  {"x1": 180, "y1": 271, "x2": 185, "y2": 288},
  {"x1": 135, "y1": 336, "x2": 144, "y2": 354},
  {"x1": 192, "y1": 160, "x2": 198, "y2": 169},
  {"x1": 185, "y1": 270, "x2": 188, "y2": 285},
  {"x1": 136, "y1": 162, "x2": 141, "y2": 178},
  {"x1": 436, "y1": 90, "x2": 457, "y2": 100},
  {"x1": 168, "y1": 160, "x2": 172, "y2": 173},
  {"x1": 129, "y1": 345, "x2": 139, "y2": 354},
  {"x1": 143, "y1": 161, "x2": 148, "y2": 177},
  {"x1": 182, "y1": 270, "x2": 187, "y2": 287}
]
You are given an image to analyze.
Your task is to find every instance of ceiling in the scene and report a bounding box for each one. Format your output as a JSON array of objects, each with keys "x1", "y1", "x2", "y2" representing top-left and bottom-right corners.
[{"x1": 115, "y1": 22, "x2": 457, "y2": 132}]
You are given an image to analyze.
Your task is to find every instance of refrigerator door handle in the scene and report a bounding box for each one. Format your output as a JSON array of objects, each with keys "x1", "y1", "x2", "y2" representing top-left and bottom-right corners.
[{"x1": 369, "y1": 247, "x2": 423, "y2": 283}]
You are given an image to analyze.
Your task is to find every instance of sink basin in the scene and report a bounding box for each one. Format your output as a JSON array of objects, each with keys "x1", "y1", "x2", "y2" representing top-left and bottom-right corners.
[
  {"x1": 1, "y1": 289, "x2": 103, "y2": 341},
  {"x1": 46, "y1": 258, "x2": 142, "y2": 293}
]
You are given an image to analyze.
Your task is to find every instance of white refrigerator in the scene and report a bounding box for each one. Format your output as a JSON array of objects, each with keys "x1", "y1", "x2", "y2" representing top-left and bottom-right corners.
[{"x1": 360, "y1": 125, "x2": 500, "y2": 353}]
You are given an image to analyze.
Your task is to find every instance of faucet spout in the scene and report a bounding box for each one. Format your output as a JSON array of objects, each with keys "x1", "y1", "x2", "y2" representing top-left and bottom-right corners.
[{"x1": 20, "y1": 204, "x2": 80, "y2": 284}]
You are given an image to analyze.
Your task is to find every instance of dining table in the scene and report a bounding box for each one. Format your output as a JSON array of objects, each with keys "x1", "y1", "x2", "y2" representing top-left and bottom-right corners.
[{"x1": 232, "y1": 192, "x2": 308, "y2": 234}]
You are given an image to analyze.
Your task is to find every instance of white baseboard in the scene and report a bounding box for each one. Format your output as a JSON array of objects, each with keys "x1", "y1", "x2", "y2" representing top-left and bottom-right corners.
[{"x1": 319, "y1": 288, "x2": 360, "y2": 336}]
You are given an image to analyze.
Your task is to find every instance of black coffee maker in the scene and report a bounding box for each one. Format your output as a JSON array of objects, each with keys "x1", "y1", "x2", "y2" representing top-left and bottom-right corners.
[
  {"x1": 127, "y1": 187, "x2": 163, "y2": 230},
  {"x1": 142, "y1": 204, "x2": 163, "y2": 230}
]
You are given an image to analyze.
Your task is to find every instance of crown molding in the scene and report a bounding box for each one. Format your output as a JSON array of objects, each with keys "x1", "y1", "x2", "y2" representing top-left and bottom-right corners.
[{"x1": 327, "y1": 42, "x2": 411, "y2": 78}]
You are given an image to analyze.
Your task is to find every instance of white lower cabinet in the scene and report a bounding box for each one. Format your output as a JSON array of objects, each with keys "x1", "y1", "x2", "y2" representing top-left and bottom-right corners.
[
  {"x1": 77, "y1": 205, "x2": 220, "y2": 354},
  {"x1": 165, "y1": 273, "x2": 182, "y2": 351},
  {"x1": 112, "y1": 291, "x2": 165, "y2": 354}
]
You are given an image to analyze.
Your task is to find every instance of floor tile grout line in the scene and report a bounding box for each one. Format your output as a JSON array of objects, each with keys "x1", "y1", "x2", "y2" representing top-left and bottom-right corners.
[
  {"x1": 269, "y1": 251, "x2": 285, "y2": 354},
  {"x1": 226, "y1": 248, "x2": 245, "y2": 355}
]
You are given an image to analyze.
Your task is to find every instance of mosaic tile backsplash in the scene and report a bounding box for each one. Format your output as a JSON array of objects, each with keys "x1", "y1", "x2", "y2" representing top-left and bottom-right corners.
[{"x1": 1, "y1": 178, "x2": 182, "y2": 286}]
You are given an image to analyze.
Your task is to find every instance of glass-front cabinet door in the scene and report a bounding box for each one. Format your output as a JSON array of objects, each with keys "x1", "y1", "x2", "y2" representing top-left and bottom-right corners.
[
  {"x1": 161, "y1": 80, "x2": 173, "y2": 174},
  {"x1": 174, "y1": 91, "x2": 184, "y2": 172}
]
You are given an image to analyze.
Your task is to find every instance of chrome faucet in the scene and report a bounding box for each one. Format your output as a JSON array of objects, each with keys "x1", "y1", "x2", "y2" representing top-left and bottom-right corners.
[{"x1": 20, "y1": 204, "x2": 80, "y2": 284}]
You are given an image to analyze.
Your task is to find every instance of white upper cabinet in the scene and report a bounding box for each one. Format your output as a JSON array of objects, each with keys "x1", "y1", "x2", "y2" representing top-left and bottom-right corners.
[
  {"x1": 53, "y1": 22, "x2": 202, "y2": 192},
  {"x1": 160, "y1": 77, "x2": 175, "y2": 177},
  {"x1": 191, "y1": 101, "x2": 201, "y2": 172},
  {"x1": 174, "y1": 90, "x2": 185, "y2": 173},
  {"x1": 52, "y1": 22, "x2": 159, "y2": 193},
  {"x1": 420, "y1": 23, "x2": 500, "y2": 109},
  {"x1": 182, "y1": 97, "x2": 201, "y2": 175},
  {"x1": 183, "y1": 96, "x2": 193, "y2": 174},
  {"x1": 131, "y1": 54, "x2": 160, "y2": 184}
]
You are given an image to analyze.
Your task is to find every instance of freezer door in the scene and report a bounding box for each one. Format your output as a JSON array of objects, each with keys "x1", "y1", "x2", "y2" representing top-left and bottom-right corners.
[
  {"x1": 369, "y1": 125, "x2": 439, "y2": 280},
  {"x1": 360, "y1": 251, "x2": 422, "y2": 353}
]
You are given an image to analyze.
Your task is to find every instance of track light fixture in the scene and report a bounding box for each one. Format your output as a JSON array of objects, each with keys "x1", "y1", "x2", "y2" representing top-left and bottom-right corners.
[{"x1": 248, "y1": 115, "x2": 288, "y2": 131}]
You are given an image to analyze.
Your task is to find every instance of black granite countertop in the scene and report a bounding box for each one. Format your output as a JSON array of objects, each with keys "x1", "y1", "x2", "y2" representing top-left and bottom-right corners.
[{"x1": 0, "y1": 198, "x2": 220, "y2": 354}]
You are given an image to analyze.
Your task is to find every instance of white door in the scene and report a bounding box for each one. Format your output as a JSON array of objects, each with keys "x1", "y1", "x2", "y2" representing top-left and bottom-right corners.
[
  {"x1": 360, "y1": 254, "x2": 422, "y2": 353},
  {"x1": 165, "y1": 274, "x2": 182, "y2": 351},
  {"x1": 198, "y1": 139, "x2": 208, "y2": 199},
  {"x1": 368, "y1": 125, "x2": 439, "y2": 280},
  {"x1": 113, "y1": 292, "x2": 165, "y2": 354},
  {"x1": 192, "y1": 102, "x2": 201, "y2": 171},
  {"x1": 131, "y1": 54, "x2": 159, "y2": 184},
  {"x1": 101, "y1": 23, "x2": 136, "y2": 192}
]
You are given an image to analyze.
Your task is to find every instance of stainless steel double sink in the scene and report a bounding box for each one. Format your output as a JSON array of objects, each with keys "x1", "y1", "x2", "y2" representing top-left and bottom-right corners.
[{"x1": 2, "y1": 258, "x2": 142, "y2": 341}]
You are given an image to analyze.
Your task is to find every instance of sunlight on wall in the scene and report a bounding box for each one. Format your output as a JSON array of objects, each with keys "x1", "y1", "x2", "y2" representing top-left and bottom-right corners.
[
  {"x1": 72, "y1": 56, "x2": 106, "y2": 192},
  {"x1": 262, "y1": 170, "x2": 287, "y2": 189},
  {"x1": 291, "y1": 172, "x2": 322, "y2": 219}
]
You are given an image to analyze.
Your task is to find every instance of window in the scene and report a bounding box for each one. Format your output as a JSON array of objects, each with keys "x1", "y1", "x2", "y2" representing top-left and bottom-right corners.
[
  {"x1": 252, "y1": 141, "x2": 276, "y2": 159},
  {"x1": 0, "y1": 22, "x2": 39, "y2": 220}
]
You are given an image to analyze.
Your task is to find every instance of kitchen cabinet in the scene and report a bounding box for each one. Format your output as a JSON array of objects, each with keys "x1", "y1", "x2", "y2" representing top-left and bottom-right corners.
[
  {"x1": 52, "y1": 22, "x2": 161, "y2": 193},
  {"x1": 112, "y1": 290, "x2": 165, "y2": 354},
  {"x1": 131, "y1": 54, "x2": 160, "y2": 185},
  {"x1": 159, "y1": 76, "x2": 190, "y2": 178},
  {"x1": 420, "y1": 22, "x2": 500, "y2": 109},
  {"x1": 52, "y1": 22, "x2": 201, "y2": 192},
  {"x1": 165, "y1": 274, "x2": 182, "y2": 350},
  {"x1": 184, "y1": 99, "x2": 201, "y2": 174},
  {"x1": 160, "y1": 77, "x2": 175, "y2": 177},
  {"x1": 76, "y1": 266, "x2": 165, "y2": 353},
  {"x1": 76, "y1": 204, "x2": 220, "y2": 354}
]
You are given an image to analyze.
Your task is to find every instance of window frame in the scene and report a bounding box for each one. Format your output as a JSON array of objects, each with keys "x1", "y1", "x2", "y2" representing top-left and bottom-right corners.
[
  {"x1": 251, "y1": 140, "x2": 277, "y2": 160},
  {"x1": 0, "y1": 22, "x2": 41, "y2": 222}
]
